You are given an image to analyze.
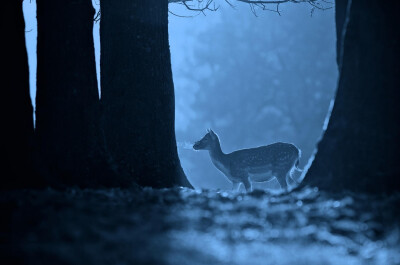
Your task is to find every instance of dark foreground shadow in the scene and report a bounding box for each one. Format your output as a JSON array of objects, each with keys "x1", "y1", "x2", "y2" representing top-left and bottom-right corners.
[{"x1": 1, "y1": 187, "x2": 399, "y2": 265}]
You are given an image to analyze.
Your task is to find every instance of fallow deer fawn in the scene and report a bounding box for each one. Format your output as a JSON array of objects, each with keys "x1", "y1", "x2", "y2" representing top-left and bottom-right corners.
[{"x1": 193, "y1": 129, "x2": 302, "y2": 192}]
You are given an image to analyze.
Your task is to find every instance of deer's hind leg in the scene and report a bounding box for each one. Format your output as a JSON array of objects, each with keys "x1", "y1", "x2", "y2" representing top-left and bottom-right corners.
[
  {"x1": 286, "y1": 171, "x2": 299, "y2": 186},
  {"x1": 232, "y1": 182, "x2": 241, "y2": 192},
  {"x1": 242, "y1": 178, "x2": 252, "y2": 193},
  {"x1": 276, "y1": 173, "x2": 288, "y2": 191}
]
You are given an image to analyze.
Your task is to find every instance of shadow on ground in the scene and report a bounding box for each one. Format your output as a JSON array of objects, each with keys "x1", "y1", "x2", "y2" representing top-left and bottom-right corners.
[{"x1": 1, "y1": 186, "x2": 399, "y2": 264}]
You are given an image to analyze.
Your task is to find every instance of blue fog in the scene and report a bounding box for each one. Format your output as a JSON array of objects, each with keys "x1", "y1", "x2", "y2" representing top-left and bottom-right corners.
[
  {"x1": 22, "y1": 1, "x2": 338, "y2": 190},
  {"x1": 169, "y1": 3, "x2": 338, "y2": 190}
]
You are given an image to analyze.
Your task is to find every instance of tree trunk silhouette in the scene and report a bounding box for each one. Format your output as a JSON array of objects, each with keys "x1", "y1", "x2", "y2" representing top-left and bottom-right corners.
[
  {"x1": 35, "y1": 0, "x2": 109, "y2": 187},
  {"x1": 302, "y1": 0, "x2": 400, "y2": 193},
  {"x1": 334, "y1": 0, "x2": 349, "y2": 68},
  {"x1": 1, "y1": 0, "x2": 36, "y2": 189},
  {"x1": 100, "y1": 0, "x2": 192, "y2": 188}
]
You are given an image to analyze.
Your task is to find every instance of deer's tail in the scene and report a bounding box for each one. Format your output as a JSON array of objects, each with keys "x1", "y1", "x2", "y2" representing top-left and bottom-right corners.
[
  {"x1": 294, "y1": 159, "x2": 303, "y2": 172},
  {"x1": 289, "y1": 155, "x2": 303, "y2": 185}
]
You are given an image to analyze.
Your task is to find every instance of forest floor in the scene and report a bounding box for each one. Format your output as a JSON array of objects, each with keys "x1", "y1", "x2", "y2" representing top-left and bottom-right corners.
[{"x1": 1, "y1": 186, "x2": 399, "y2": 265}]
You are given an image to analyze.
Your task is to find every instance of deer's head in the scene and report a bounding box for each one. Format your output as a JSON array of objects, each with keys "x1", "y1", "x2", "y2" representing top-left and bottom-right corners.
[{"x1": 193, "y1": 129, "x2": 219, "y2": 150}]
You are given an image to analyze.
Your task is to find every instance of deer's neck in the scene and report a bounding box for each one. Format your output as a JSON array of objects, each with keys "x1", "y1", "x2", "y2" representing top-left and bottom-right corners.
[{"x1": 209, "y1": 141, "x2": 228, "y2": 172}]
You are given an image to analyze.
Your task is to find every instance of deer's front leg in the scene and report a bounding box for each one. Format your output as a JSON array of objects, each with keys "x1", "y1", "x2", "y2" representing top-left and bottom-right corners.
[
  {"x1": 231, "y1": 168, "x2": 251, "y2": 192},
  {"x1": 232, "y1": 182, "x2": 241, "y2": 192}
]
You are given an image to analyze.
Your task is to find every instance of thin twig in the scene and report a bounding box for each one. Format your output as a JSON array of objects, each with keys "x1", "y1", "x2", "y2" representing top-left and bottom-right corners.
[{"x1": 169, "y1": 0, "x2": 333, "y2": 15}]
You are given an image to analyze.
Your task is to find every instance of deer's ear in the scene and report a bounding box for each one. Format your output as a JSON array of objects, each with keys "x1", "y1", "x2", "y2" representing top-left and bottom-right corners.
[
  {"x1": 209, "y1": 129, "x2": 216, "y2": 138},
  {"x1": 206, "y1": 128, "x2": 210, "y2": 133}
]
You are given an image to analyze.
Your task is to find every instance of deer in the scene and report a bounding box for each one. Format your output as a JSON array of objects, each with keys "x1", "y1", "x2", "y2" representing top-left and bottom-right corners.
[{"x1": 193, "y1": 129, "x2": 302, "y2": 192}]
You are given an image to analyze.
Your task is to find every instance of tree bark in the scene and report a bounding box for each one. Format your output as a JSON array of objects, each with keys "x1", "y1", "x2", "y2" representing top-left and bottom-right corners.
[
  {"x1": 334, "y1": 0, "x2": 349, "y2": 68},
  {"x1": 301, "y1": 0, "x2": 400, "y2": 193},
  {"x1": 35, "y1": 0, "x2": 109, "y2": 187},
  {"x1": 0, "y1": 0, "x2": 36, "y2": 189},
  {"x1": 100, "y1": 0, "x2": 192, "y2": 188}
]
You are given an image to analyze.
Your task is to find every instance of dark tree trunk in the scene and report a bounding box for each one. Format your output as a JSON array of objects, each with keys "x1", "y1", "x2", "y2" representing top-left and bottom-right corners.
[
  {"x1": 0, "y1": 0, "x2": 36, "y2": 189},
  {"x1": 334, "y1": 0, "x2": 349, "y2": 68},
  {"x1": 301, "y1": 0, "x2": 400, "y2": 193},
  {"x1": 100, "y1": 0, "x2": 192, "y2": 188},
  {"x1": 35, "y1": 0, "x2": 108, "y2": 187}
]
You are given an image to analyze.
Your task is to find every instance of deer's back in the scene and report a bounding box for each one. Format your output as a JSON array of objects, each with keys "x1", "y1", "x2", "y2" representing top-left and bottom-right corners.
[{"x1": 227, "y1": 142, "x2": 300, "y2": 174}]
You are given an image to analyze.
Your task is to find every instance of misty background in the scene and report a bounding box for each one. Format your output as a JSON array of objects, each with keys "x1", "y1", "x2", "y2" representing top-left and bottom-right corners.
[
  {"x1": 170, "y1": 3, "x2": 338, "y2": 190},
  {"x1": 22, "y1": 1, "x2": 337, "y2": 191}
]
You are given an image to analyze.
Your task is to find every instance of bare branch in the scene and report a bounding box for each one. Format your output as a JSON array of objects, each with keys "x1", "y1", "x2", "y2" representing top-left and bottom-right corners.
[
  {"x1": 169, "y1": 0, "x2": 333, "y2": 15},
  {"x1": 169, "y1": 10, "x2": 201, "y2": 18},
  {"x1": 182, "y1": 0, "x2": 219, "y2": 13}
]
